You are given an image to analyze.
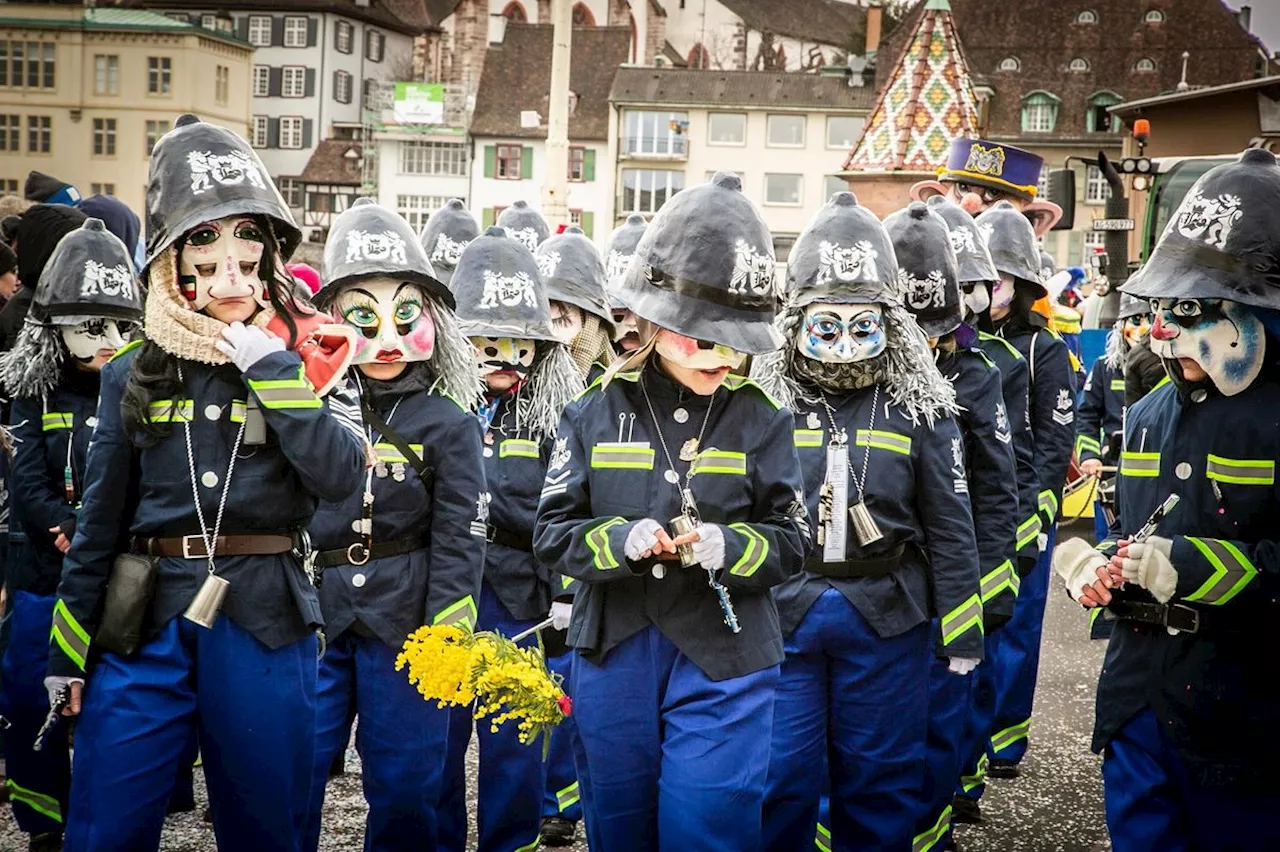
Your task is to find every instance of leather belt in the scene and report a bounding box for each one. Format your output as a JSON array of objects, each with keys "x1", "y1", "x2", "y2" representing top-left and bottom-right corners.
[
  {"x1": 136, "y1": 533, "x2": 296, "y2": 560},
  {"x1": 806, "y1": 544, "x2": 905, "y2": 579},
  {"x1": 314, "y1": 536, "x2": 423, "y2": 569},
  {"x1": 487, "y1": 525, "x2": 532, "y2": 553},
  {"x1": 1107, "y1": 600, "x2": 1205, "y2": 634}
]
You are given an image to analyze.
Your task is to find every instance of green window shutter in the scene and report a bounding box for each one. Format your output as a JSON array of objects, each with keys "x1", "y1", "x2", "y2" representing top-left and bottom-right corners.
[
  {"x1": 583, "y1": 149, "x2": 596, "y2": 182},
  {"x1": 581, "y1": 211, "x2": 594, "y2": 239},
  {"x1": 482, "y1": 207, "x2": 494, "y2": 228},
  {"x1": 483, "y1": 145, "x2": 496, "y2": 179},
  {"x1": 521, "y1": 146, "x2": 533, "y2": 180}
]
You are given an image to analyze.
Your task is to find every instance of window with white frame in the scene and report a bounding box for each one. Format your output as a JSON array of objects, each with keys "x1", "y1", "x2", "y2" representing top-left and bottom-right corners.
[
  {"x1": 1135, "y1": 57, "x2": 1156, "y2": 72},
  {"x1": 621, "y1": 169, "x2": 684, "y2": 214},
  {"x1": 248, "y1": 15, "x2": 272, "y2": 46},
  {"x1": 1085, "y1": 165, "x2": 1110, "y2": 204},
  {"x1": 1083, "y1": 230, "x2": 1105, "y2": 264},
  {"x1": 282, "y1": 66, "x2": 306, "y2": 98},
  {"x1": 366, "y1": 30, "x2": 385, "y2": 62},
  {"x1": 1036, "y1": 165, "x2": 1051, "y2": 198},
  {"x1": 0, "y1": 41, "x2": 57, "y2": 90},
  {"x1": 253, "y1": 65, "x2": 270, "y2": 97},
  {"x1": 147, "y1": 57, "x2": 172, "y2": 95},
  {"x1": 279, "y1": 116, "x2": 303, "y2": 149},
  {"x1": 399, "y1": 140, "x2": 468, "y2": 176},
  {"x1": 334, "y1": 70, "x2": 352, "y2": 104},
  {"x1": 767, "y1": 114, "x2": 805, "y2": 147},
  {"x1": 622, "y1": 110, "x2": 688, "y2": 157},
  {"x1": 0, "y1": 115, "x2": 18, "y2": 152},
  {"x1": 1076, "y1": 10, "x2": 1097, "y2": 24},
  {"x1": 707, "y1": 113, "x2": 746, "y2": 145},
  {"x1": 1021, "y1": 92, "x2": 1059, "y2": 133},
  {"x1": 396, "y1": 195, "x2": 449, "y2": 231},
  {"x1": 1069, "y1": 57, "x2": 1090, "y2": 73},
  {"x1": 823, "y1": 175, "x2": 847, "y2": 199},
  {"x1": 336, "y1": 21, "x2": 353, "y2": 54},
  {"x1": 1144, "y1": 9, "x2": 1164, "y2": 24},
  {"x1": 201, "y1": 14, "x2": 217, "y2": 30},
  {"x1": 764, "y1": 173, "x2": 803, "y2": 205},
  {"x1": 277, "y1": 178, "x2": 303, "y2": 208},
  {"x1": 826, "y1": 115, "x2": 864, "y2": 149},
  {"x1": 94, "y1": 54, "x2": 119, "y2": 95},
  {"x1": 252, "y1": 116, "x2": 269, "y2": 148},
  {"x1": 283, "y1": 16, "x2": 308, "y2": 48}
]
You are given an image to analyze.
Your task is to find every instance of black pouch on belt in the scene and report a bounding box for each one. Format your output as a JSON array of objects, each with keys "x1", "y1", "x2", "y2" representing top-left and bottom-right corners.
[{"x1": 95, "y1": 553, "x2": 158, "y2": 657}]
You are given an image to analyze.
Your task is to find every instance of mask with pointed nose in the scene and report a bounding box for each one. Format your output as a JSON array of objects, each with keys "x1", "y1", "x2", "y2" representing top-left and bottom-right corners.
[{"x1": 1148, "y1": 297, "x2": 1264, "y2": 396}]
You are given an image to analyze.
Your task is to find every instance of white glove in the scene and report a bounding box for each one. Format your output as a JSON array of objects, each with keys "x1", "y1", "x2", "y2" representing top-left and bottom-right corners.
[
  {"x1": 1121, "y1": 536, "x2": 1177, "y2": 604},
  {"x1": 691, "y1": 523, "x2": 726, "y2": 572},
  {"x1": 624, "y1": 518, "x2": 664, "y2": 561},
  {"x1": 947, "y1": 657, "x2": 980, "y2": 676},
  {"x1": 1037, "y1": 532, "x2": 1049, "y2": 552},
  {"x1": 44, "y1": 675, "x2": 84, "y2": 710},
  {"x1": 216, "y1": 321, "x2": 285, "y2": 373},
  {"x1": 549, "y1": 601, "x2": 572, "y2": 631},
  {"x1": 1054, "y1": 537, "x2": 1109, "y2": 602}
]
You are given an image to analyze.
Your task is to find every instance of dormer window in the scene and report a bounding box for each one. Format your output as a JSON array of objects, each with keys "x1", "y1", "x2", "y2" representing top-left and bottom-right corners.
[
  {"x1": 1135, "y1": 57, "x2": 1156, "y2": 72},
  {"x1": 1069, "y1": 57, "x2": 1090, "y2": 72},
  {"x1": 1076, "y1": 10, "x2": 1098, "y2": 24},
  {"x1": 1021, "y1": 91, "x2": 1061, "y2": 133},
  {"x1": 998, "y1": 56, "x2": 1020, "y2": 72},
  {"x1": 1145, "y1": 9, "x2": 1165, "y2": 24}
]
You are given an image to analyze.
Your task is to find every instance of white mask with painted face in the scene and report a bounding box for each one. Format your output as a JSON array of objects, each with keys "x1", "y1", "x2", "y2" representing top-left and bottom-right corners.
[
  {"x1": 796, "y1": 303, "x2": 886, "y2": 363},
  {"x1": 991, "y1": 273, "x2": 1016, "y2": 313},
  {"x1": 962, "y1": 281, "x2": 991, "y2": 319},
  {"x1": 471, "y1": 336, "x2": 536, "y2": 378},
  {"x1": 1149, "y1": 297, "x2": 1264, "y2": 397},
  {"x1": 654, "y1": 330, "x2": 745, "y2": 371},
  {"x1": 334, "y1": 277, "x2": 436, "y2": 366},
  {"x1": 1121, "y1": 313, "x2": 1151, "y2": 348},
  {"x1": 549, "y1": 301, "x2": 584, "y2": 345},
  {"x1": 61, "y1": 318, "x2": 129, "y2": 363},
  {"x1": 178, "y1": 216, "x2": 272, "y2": 312}
]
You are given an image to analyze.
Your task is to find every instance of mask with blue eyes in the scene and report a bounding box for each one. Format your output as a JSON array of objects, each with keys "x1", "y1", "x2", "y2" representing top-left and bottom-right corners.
[
  {"x1": 796, "y1": 303, "x2": 887, "y2": 364},
  {"x1": 1149, "y1": 297, "x2": 1264, "y2": 397}
]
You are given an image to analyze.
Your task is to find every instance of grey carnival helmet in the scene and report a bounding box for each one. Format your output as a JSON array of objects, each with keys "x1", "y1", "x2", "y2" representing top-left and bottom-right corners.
[
  {"x1": 604, "y1": 213, "x2": 647, "y2": 309},
  {"x1": 536, "y1": 226, "x2": 615, "y2": 335},
  {"x1": 926, "y1": 195, "x2": 998, "y2": 285},
  {"x1": 1117, "y1": 292, "x2": 1150, "y2": 320},
  {"x1": 788, "y1": 191, "x2": 899, "y2": 308},
  {"x1": 884, "y1": 202, "x2": 962, "y2": 338},
  {"x1": 321, "y1": 197, "x2": 453, "y2": 308},
  {"x1": 496, "y1": 200, "x2": 550, "y2": 252},
  {"x1": 451, "y1": 226, "x2": 559, "y2": 342},
  {"x1": 1123, "y1": 148, "x2": 1280, "y2": 310},
  {"x1": 1039, "y1": 249, "x2": 1057, "y2": 283},
  {"x1": 616, "y1": 171, "x2": 780, "y2": 355},
  {"x1": 974, "y1": 201, "x2": 1047, "y2": 298},
  {"x1": 145, "y1": 114, "x2": 299, "y2": 269},
  {"x1": 419, "y1": 199, "x2": 479, "y2": 289},
  {"x1": 31, "y1": 218, "x2": 143, "y2": 324}
]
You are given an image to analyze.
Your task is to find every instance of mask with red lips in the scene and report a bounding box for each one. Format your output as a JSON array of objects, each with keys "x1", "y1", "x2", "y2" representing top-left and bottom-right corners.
[
  {"x1": 334, "y1": 277, "x2": 436, "y2": 367},
  {"x1": 179, "y1": 216, "x2": 273, "y2": 316}
]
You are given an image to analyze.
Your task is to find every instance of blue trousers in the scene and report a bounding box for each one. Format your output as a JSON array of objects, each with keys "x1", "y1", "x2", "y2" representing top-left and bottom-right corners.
[
  {"x1": 65, "y1": 616, "x2": 317, "y2": 852},
  {"x1": 954, "y1": 628, "x2": 1003, "y2": 805},
  {"x1": 574, "y1": 624, "x2": 778, "y2": 852},
  {"x1": 763, "y1": 589, "x2": 929, "y2": 852},
  {"x1": 0, "y1": 591, "x2": 70, "y2": 834},
  {"x1": 987, "y1": 524, "x2": 1055, "y2": 765},
  {"x1": 307, "y1": 630, "x2": 451, "y2": 852},
  {"x1": 542, "y1": 649, "x2": 582, "y2": 823},
  {"x1": 914, "y1": 635, "x2": 974, "y2": 852},
  {"x1": 1103, "y1": 710, "x2": 1280, "y2": 852},
  {"x1": 437, "y1": 581, "x2": 545, "y2": 852}
]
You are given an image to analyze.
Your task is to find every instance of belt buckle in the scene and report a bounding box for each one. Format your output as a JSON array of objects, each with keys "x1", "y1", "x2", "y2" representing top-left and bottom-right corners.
[
  {"x1": 1165, "y1": 603, "x2": 1200, "y2": 634},
  {"x1": 181, "y1": 535, "x2": 208, "y2": 560}
]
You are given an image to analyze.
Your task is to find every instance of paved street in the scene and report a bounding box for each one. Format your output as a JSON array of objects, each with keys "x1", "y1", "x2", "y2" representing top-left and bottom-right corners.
[{"x1": 0, "y1": 526, "x2": 1110, "y2": 852}]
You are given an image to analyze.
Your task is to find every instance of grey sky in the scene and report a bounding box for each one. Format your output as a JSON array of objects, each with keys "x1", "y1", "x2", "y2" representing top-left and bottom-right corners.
[{"x1": 1241, "y1": 0, "x2": 1280, "y2": 59}]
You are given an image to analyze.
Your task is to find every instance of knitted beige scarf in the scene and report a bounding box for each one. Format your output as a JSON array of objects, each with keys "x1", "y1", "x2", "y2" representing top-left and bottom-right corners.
[
  {"x1": 144, "y1": 245, "x2": 278, "y2": 364},
  {"x1": 568, "y1": 313, "x2": 615, "y2": 378}
]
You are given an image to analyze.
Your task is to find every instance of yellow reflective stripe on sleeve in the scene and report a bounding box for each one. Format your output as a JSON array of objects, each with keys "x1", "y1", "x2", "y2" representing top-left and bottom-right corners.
[
  {"x1": 855, "y1": 429, "x2": 912, "y2": 455},
  {"x1": 1075, "y1": 434, "x2": 1101, "y2": 457},
  {"x1": 5, "y1": 779, "x2": 61, "y2": 823},
  {"x1": 980, "y1": 560, "x2": 1016, "y2": 604},
  {"x1": 432, "y1": 595, "x2": 477, "y2": 633},
  {"x1": 499, "y1": 438, "x2": 540, "y2": 459},
  {"x1": 585, "y1": 518, "x2": 626, "y2": 570},
  {"x1": 1038, "y1": 489, "x2": 1059, "y2": 521},
  {"x1": 51, "y1": 599, "x2": 90, "y2": 671},
  {"x1": 1183, "y1": 537, "x2": 1258, "y2": 606},
  {"x1": 691, "y1": 450, "x2": 747, "y2": 476},
  {"x1": 794, "y1": 429, "x2": 824, "y2": 448},
  {"x1": 590, "y1": 445, "x2": 655, "y2": 469},
  {"x1": 1205, "y1": 454, "x2": 1275, "y2": 486},
  {"x1": 41, "y1": 412, "x2": 75, "y2": 431},
  {"x1": 1095, "y1": 538, "x2": 1117, "y2": 553},
  {"x1": 912, "y1": 803, "x2": 951, "y2": 852},
  {"x1": 374, "y1": 442, "x2": 425, "y2": 465},
  {"x1": 815, "y1": 822, "x2": 832, "y2": 852},
  {"x1": 147, "y1": 399, "x2": 194, "y2": 423},
  {"x1": 990, "y1": 718, "x2": 1030, "y2": 753},
  {"x1": 1109, "y1": 378, "x2": 1126, "y2": 392},
  {"x1": 940, "y1": 593, "x2": 983, "y2": 646},
  {"x1": 247, "y1": 365, "x2": 322, "y2": 409},
  {"x1": 1089, "y1": 606, "x2": 1103, "y2": 629},
  {"x1": 555, "y1": 781, "x2": 580, "y2": 812},
  {"x1": 1016, "y1": 514, "x2": 1042, "y2": 550},
  {"x1": 1120, "y1": 451, "x2": 1160, "y2": 477},
  {"x1": 728, "y1": 523, "x2": 769, "y2": 577}
]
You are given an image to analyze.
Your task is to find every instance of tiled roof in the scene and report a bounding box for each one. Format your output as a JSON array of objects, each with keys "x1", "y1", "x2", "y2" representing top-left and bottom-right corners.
[
  {"x1": 299, "y1": 139, "x2": 363, "y2": 184},
  {"x1": 876, "y1": 0, "x2": 1270, "y2": 141},
  {"x1": 610, "y1": 66, "x2": 875, "y2": 111},
  {"x1": 113, "y1": 0, "x2": 433, "y2": 37},
  {"x1": 470, "y1": 24, "x2": 634, "y2": 140},
  {"x1": 846, "y1": 0, "x2": 979, "y2": 171},
  {"x1": 0, "y1": 6, "x2": 247, "y2": 45},
  {"x1": 719, "y1": 0, "x2": 864, "y2": 49}
]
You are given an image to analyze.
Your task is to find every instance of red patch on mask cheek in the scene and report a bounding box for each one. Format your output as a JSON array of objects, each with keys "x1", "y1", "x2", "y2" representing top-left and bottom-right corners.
[
  {"x1": 404, "y1": 320, "x2": 436, "y2": 357},
  {"x1": 351, "y1": 337, "x2": 371, "y2": 359},
  {"x1": 660, "y1": 331, "x2": 698, "y2": 356}
]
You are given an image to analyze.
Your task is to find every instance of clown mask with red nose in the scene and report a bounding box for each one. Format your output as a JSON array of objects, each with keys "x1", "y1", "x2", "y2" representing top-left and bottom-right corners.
[{"x1": 1149, "y1": 297, "x2": 1264, "y2": 396}]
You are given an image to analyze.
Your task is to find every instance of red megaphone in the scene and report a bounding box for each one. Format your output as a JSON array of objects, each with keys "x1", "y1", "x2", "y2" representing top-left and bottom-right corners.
[{"x1": 265, "y1": 307, "x2": 357, "y2": 397}]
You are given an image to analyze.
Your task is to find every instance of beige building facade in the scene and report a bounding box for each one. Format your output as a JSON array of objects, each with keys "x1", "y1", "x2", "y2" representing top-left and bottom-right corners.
[{"x1": 0, "y1": 4, "x2": 252, "y2": 214}]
